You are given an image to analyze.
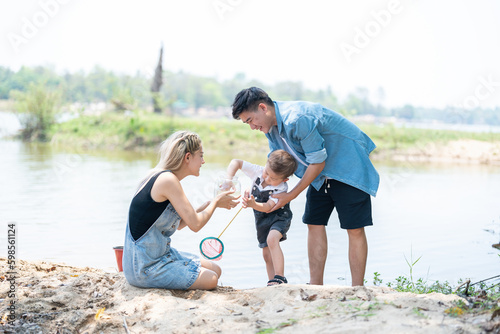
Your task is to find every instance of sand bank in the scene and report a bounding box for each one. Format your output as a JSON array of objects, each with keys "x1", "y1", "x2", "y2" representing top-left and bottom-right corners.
[
  {"x1": 376, "y1": 139, "x2": 500, "y2": 165},
  {"x1": 1, "y1": 259, "x2": 498, "y2": 333}
]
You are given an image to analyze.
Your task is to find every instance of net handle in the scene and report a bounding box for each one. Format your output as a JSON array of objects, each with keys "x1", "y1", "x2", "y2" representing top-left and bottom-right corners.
[{"x1": 217, "y1": 206, "x2": 243, "y2": 239}]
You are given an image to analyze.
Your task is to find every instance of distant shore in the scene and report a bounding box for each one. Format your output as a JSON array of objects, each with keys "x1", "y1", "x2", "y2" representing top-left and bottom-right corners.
[
  {"x1": 2, "y1": 110, "x2": 500, "y2": 165},
  {"x1": 373, "y1": 139, "x2": 500, "y2": 165},
  {"x1": 1, "y1": 258, "x2": 497, "y2": 333}
]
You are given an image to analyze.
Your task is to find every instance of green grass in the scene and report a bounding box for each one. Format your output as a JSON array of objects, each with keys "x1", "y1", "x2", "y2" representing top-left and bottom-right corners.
[
  {"x1": 49, "y1": 111, "x2": 269, "y2": 159},
  {"x1": 48, "y1": 111, "x2": 500, "y2": 159}
]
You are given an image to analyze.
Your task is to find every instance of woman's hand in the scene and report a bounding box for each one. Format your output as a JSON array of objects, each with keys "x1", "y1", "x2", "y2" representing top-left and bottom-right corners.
[{"x1": 214, "y1": 190, "x2": 240, "y2": 210}]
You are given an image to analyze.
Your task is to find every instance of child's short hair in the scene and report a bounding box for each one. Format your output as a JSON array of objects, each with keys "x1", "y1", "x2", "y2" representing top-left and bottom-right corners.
[{"x1": 267, "y1": 150, "x2": 298, "y2": 178}]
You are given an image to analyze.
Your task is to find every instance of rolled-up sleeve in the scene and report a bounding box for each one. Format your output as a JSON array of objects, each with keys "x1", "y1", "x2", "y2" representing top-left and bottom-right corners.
[{"x1": 292, "y1": 115, "x2": 327, "y2": 164}]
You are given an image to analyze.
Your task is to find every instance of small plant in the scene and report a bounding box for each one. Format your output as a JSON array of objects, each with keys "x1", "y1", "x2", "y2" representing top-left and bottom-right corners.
[
  {"x1": 373, "y1": 271, "x2": 383, "y2": 286},
  {"x1": 387, "y1": 276, "x2": 453, "y2": 294},
  {"x1": 403, "y1": 247, "x2": 422, "y2": 291},
  {"x1": 413, "y1": 307, "x2": 429, "y2": 319},
  {"x1": 444, "y1": 306, "x2": 465, "y2": 317},
  {"x1": 257, "y1": 329, "x2": 275, "y2": 334},
  {"x1": 385, "y1": 248, "x2": 456, "y2": 294},
  {"x1": 307, "y1": 305, "x2": 330, "y2": 319},
  {"x1": 257, "y1": 319, "x2": 298, "y2": 334},
  {"x1": 343, "y1": 301, "x2": 379, "y2": 318}
]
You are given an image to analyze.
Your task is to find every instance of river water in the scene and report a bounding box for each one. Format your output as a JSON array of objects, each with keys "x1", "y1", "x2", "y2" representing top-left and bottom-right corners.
[{"x1": 1, "y1": 112, "x2": 499, "y2": 289}]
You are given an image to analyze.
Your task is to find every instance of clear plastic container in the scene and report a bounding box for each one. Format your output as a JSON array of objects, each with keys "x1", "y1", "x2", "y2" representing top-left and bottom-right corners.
[{"x1": 214, "y1": 175, "x2": 241, "y2": 198}]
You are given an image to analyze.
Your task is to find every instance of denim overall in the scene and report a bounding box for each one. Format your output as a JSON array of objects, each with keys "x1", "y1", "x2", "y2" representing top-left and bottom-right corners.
[
  {"x1": 252, "y1": 177, "x2": 292, "y2": 248},
  {"x1": 122, "y1": 172, "x2": 200, "y2": 290}
]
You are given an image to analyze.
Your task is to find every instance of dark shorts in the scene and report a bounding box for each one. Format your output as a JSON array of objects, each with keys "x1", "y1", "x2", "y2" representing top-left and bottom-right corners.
[
  {"x1": 303, "y1": 179, "x2": 373, "y2": 229},
  {"x1": 254, "y1": 206, "x2": 292, "y2": 248}
]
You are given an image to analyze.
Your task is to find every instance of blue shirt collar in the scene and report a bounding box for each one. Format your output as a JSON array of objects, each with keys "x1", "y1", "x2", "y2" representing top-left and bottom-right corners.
[{"x1": 273, "y1": 101, "x2": 283, "y2": 135}]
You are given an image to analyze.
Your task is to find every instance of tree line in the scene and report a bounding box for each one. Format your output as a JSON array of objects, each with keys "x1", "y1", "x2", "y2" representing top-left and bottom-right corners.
[{"x1": 1, "y1": 65, "x2": 498, "y2": 126}]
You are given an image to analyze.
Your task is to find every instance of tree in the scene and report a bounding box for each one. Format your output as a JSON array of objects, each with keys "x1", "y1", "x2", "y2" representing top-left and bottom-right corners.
[
  {"x1": 151, "y1": 45, "x2": 164, "y2": 113},
  {"x1": 10, "y1": 82, "x2": 61, "y2": 141},
  {"x1": 0, "y1": 67, "x2": 15, "y2": 99},
  {"x1": 394, "y1": 104, "x2": 415, "y2": 120}
]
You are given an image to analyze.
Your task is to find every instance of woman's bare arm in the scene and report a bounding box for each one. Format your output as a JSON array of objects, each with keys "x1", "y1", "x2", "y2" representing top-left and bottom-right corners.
[{"x1": 153, "y1": 173, "x2": 238, "y2": 232}]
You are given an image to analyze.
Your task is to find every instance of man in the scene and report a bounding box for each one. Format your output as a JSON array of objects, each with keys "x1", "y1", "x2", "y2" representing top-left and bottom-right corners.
[{"x1": 231, "y1": 87, "x2": 379, "y2": 286}]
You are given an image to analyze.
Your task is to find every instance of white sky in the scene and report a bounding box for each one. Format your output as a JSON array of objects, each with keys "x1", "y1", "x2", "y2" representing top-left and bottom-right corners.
[{"x1": 1, "y1": 0, "x2": 500, "y2": 109}]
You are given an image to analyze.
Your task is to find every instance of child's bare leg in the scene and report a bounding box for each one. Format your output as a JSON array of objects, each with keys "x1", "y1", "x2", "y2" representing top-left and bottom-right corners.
[
  {"x1": 267, "y1": 230, "x2": 284, "y2": 277},
  {"x1": 262, "y1": 246, "x2": 275, "y2": 280}
]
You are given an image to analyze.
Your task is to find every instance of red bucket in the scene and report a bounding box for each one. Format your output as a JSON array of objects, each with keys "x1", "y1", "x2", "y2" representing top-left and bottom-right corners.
[{"x1": 113, "y1": 246, "x2": 123, "y2": 272}]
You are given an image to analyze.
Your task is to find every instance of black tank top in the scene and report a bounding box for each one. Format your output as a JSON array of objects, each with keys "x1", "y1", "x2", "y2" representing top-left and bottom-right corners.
[{"x1": 128, "y1": 170, "x2": 171, "y2": 240}]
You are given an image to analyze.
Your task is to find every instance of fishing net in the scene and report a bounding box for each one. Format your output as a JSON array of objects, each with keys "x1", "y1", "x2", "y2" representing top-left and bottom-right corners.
[
  {"x1": 199, "y1": 206, "x2": 243, "y2": 261},
  {"x1": 200, "y1": 237, "x2": 224, "y2": 261}
]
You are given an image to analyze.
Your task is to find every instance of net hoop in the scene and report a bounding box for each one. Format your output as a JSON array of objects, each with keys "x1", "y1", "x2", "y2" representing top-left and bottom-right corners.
[{"x1": 199, "y1": 237, "x2": 224, "y2": 261}]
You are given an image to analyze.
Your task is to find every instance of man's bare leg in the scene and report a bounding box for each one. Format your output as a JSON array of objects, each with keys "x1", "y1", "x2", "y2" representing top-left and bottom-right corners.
[
  {"x1": 308, "y1": 224, "x2": 327, "y2": 285},
  {"x1": 347, "y1": 227, "x2": 368, "y2": 286}
]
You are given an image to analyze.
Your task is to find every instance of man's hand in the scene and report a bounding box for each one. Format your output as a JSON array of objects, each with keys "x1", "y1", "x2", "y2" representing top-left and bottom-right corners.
[
  {"x1": 267, "y1": 191, "x2": 295, "y2": 212},
  {"x1": 267, "y1": 161, "x2": 326, "y2": 213}
]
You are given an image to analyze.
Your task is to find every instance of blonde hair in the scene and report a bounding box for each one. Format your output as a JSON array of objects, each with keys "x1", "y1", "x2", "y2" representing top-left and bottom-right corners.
[
  {"x1": 140, "y1": 131, "x2": 202, "y2": 185},
  {"x1": 155, "y1": 130, "x2": 202, "y2": 172}
]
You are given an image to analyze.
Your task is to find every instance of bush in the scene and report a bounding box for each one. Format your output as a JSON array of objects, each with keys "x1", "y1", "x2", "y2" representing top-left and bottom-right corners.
[{"x1": 10, "y1": 82, "x2": 61, "y2": 141}]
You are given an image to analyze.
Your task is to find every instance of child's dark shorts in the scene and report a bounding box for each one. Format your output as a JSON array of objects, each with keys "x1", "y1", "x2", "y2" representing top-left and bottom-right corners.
[
  {"x1": 254, "y1": 205, "x2": 292, "y2": 248},
  {"x1": 303, "y1": 179, "x2": 373, "y2": 229}
]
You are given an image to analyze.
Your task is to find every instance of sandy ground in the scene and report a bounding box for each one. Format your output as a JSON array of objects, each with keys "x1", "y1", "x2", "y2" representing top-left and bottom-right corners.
[{"x1": 1, "y1": 259, "x2": 498, "y2": 334}]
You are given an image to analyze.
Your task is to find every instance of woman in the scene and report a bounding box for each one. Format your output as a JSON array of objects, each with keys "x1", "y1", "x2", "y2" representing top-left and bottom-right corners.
[{"x1": 122, "y1": 131, "x2": 239, "y2": 290}]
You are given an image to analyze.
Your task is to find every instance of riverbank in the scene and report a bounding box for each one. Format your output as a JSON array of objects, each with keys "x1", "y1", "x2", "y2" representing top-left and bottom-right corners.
[
  {"x1": 49, "y1": 112, "x2": 268, "y2": 158},
  {"x1": 1, "y1": 258, "x2": 498, "y2": 333},
  {"x1": 1, "y1": 109, "x2": 499, "y2": 164},
  {"x1": 375, "y1": 139, "x2": 500, "y2": 165},
  {"x1": 43, "y1": 112, "x2": 500, "y2": 164}
]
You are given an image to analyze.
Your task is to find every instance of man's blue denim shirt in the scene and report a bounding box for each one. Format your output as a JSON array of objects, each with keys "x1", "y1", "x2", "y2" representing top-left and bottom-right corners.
[{"x1": 266, "y1": 101, "x2": 380, "y2": 197}]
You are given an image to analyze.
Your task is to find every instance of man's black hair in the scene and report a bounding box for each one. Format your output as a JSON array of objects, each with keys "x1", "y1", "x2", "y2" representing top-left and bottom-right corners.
[{"x1": 231, "y1": 87, "x2": 273, "y2": 119}]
